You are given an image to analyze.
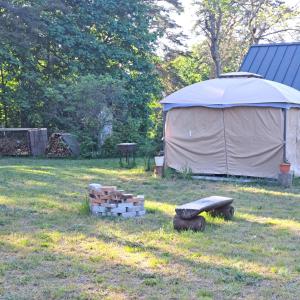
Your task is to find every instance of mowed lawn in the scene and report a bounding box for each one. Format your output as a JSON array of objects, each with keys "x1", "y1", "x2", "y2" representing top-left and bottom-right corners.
[{"x1": 0, "y1": 158, "x2": 300, "y2": 300}]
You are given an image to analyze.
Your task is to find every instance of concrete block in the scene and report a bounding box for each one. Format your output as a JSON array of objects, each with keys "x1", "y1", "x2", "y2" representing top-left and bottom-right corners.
[
  {"x1": 136, "y1": 210, "x2": 146, "y2": 217},
  {"x1": 92, "y1": 211, "x2": 108, "y2": 217},
  {"x1": 88, "y1": 183, "x2": 102, "y2": 192},
  {"x1": 91, "y1": 205, "x2": 107, "y2": 214},
  {"x1": 117, "y1": 203, "x2": 134, "y2": 209},
  {"x1": 128, "y1": 205, "x2": 144, "y2": 212},
  {"x1": 278, "y1": 172, "x2": 293, "y2": 188},
  {"x1": 111, "y1": 212, "x2": 122, "y2": 217},
  {"x1": 111, "y1": 206, "x2": 127, "y2": 214},
  {"x1": 121, "y1": 212, "x2": 136, "y2": 218},
  {"x1": 101, "y1": 203, "x2": 117, "y2": 208}
]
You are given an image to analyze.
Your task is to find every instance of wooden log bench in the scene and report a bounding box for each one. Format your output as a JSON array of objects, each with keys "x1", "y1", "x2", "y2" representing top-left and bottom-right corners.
[{"x1": 174, "y1": 196, "x2": 234, "y2": 232}]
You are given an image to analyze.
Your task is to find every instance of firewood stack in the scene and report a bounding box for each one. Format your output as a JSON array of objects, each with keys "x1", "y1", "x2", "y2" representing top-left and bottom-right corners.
[
  {"x1": 0, "y1": 137, "x2": 30, "y2": 156},
  {"x1": 46, "y1": 133, "x2": 72, "y2": 157},
  {"x1": 88, "y1": 184, "x2": 146, "y2": 218}
]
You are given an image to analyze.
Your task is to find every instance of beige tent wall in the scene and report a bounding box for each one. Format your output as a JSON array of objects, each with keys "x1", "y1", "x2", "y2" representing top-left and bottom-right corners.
[
  {"x1": 164, "y1": 107, "x2": 227, "y2": 174},
  {"x1": 165, "y1": 106, "x2": 284, "y2": 178},
  {"x1": 224, "y1": 107, "x2": 283, "y2": 178},
  {"x1": 286, "y1": 108, "x2": 300, "y2": 176}
]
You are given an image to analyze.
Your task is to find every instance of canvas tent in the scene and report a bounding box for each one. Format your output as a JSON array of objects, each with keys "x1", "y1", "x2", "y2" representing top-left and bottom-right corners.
[{"x1": 160, "y1": 72, "x2": 300, "y2": 178}]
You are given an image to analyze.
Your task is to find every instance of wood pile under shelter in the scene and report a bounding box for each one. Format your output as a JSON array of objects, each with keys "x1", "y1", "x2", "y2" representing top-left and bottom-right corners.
[
  {"x1": 88, "y1": 184, "x2": 146, "y2": 218},
  {"x1": 46, "y1": 133, "x2": 80, "y2": 158},
  {"x1": 0, "y1": 128, "x2": 48, "y2": 156}
]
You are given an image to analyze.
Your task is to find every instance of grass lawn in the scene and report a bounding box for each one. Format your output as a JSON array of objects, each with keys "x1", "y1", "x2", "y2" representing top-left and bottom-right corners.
[{"x1": 0, "y1": 158, "x2": 300, "y2": 300}]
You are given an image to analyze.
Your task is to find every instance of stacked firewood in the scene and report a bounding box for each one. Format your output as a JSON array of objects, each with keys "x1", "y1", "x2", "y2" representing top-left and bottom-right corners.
[
  {"x1": 46, "y1": 133, "x2": 72, "y2": 157},
  {"x1": 0, "y1": 137, "x2": 30, "y2": 156},
  {"x1": 88, "y1": 184, "x2": 146, "y2": 218}
]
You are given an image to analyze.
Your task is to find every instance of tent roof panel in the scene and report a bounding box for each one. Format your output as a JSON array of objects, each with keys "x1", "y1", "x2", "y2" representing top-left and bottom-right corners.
[{"x1": 160, "y1": 74, "x2": 300, "y2": 110}]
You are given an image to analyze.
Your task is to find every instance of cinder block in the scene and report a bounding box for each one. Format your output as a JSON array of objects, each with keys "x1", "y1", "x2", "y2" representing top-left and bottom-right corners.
[
  {"x1": 137, "y1": 195, "x2": 145, "y2": 201},
  {"x1": 92, "y1": 212, "x2": 101, "y2": 216},
  {"x1": 88, "y1": 183, "x2": 102, "y2": 192},
  {"x1": 111, "y1": 206, "x2": 127, "y2": 214},
  {"x1": 117, "y1": 203, "x2": 134, "y2": 209},
  {"x1": 127, "y1": 205, "x2": 144, "y2": 212},
  {"x1": 121, "y1": 211, "x2": 136, "y2": 218},
  {"x1": 136, "y1": 210, "x2": 146, "y2": 217},
  {"x1": 111, "y1": 212, "x2": 124, "y2": 217},
  {"x1": 91, "y1": 205, "x2": 107, "y2": 214},
  {"x1": 278, "y1": 172, "x2": 293, "y2": 188},
  {"x1": 101, "y1": 203, "x2": 117, "y2": 208}
]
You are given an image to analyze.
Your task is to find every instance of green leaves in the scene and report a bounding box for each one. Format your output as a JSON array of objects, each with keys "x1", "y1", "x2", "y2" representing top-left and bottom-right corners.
[{"x1": 0, "y1": 0, "x2": 167, "y2": 152}]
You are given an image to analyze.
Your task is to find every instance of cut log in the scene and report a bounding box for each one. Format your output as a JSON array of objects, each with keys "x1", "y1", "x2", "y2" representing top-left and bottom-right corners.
[
  {"x1": 173, "y1": 215, "x2": 206, "y2": 232},
  {"x1": 209, "y1": 205, "x2": 235, "y2": 220}
]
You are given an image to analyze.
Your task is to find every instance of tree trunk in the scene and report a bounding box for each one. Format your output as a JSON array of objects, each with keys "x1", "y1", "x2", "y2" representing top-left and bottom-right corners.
[
  {"x1": 0, "y1": 64, "x2": 8, "y2": 127},
  {"x1": 210, "y1": 40, "x2": 221, "y2": 78}
]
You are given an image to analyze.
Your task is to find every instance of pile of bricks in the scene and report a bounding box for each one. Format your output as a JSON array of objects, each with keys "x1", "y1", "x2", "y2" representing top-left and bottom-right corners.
[{"x1": 88, "y1": 183, "x2": 146, "y2": 218}]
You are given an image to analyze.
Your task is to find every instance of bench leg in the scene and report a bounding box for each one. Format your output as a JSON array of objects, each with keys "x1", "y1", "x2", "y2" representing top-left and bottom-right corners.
[
  {"x1": 210, "y1": 205, "x2": 235, "y2": 220},
  {"x1": 173, "y1": 215, "x2": 206, "y2": 232}
]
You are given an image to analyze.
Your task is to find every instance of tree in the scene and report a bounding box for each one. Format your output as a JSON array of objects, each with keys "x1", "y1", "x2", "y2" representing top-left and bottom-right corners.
[
  {"x1": 193, "y1": 0, "x2": 240, "y2": 77},
  {"x1": 45, "y1": 75, "x2": 126, "y2": 155},
  {"x1": 0, "y1": 0, "x2": 183, "y2": 153},
  {"x1": 192, "y1": 0, "x2": 299, "y2": 78},
  {"x1": 239, "y1": 0, "x2": 298, "y2": 46},
  {"x1": 148, "y1": 0, "x2": 186, "y2": 58},
  {"x1": 158, "y1": 43, "x2": 211, "y2": 94}
]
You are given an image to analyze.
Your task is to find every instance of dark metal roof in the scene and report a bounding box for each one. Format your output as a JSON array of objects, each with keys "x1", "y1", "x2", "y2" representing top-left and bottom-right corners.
[{"x1": 240, "y1": 42, "x2": 300, "y2": 90}]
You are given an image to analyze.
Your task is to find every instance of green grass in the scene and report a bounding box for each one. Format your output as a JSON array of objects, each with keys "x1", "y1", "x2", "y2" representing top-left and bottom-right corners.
[{"x1": 0, "y1": 157, "x2": 300, "y2": 299}]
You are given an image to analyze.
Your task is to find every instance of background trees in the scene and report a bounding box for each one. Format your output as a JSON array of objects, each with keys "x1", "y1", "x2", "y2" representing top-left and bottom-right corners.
[
  {"x1": 0, "y1": 0, "x2": 181, "y2": 155},
  {"x1": 162, "y1": 0, "x2": 299, "y2": 89},
  {"x1": 0, "y1": 0, "x2": 299, "y2": 156}
]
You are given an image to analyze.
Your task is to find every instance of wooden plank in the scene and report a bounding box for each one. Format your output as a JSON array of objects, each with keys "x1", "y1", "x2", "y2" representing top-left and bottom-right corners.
[
  {"x1": 29, "y1": 129, "x2": 48, "y2": 156},
  {"x1": 175, "y1": 196, "x2": 233, "y2": 219}
]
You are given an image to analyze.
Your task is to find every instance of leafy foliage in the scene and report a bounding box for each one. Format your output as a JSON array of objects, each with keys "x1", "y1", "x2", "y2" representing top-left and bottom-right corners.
[
  {"x1": 0, "y1": 0, "x2": 182, "y2": 155},
  {"x1": 159, "y1": 43, "x2": 211, "y2": 94}
]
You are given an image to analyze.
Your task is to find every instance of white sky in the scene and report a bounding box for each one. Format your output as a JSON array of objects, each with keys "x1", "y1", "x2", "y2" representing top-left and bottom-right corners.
[{"x1": 177, "y1": 0, "x2": 300, "y2": 47}]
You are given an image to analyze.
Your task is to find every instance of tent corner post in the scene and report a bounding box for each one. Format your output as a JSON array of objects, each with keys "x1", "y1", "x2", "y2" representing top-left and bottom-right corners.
[
  {"x1": 162, "y1": 109, "x2": 167, "y2": 173},
  {"x1": 283, "y1": 108, "x2": 287, "y2": 163}
]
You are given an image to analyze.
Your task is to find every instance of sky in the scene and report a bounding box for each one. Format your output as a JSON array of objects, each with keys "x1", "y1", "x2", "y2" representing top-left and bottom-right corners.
[{"x1": 177, "y1": 0, "x2": 300, "y2": 47}]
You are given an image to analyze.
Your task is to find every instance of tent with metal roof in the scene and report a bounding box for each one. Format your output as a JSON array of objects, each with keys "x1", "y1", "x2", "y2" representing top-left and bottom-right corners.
[{"x1": 160, "y1": 72, "x2": 300, "y2": 178}]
